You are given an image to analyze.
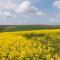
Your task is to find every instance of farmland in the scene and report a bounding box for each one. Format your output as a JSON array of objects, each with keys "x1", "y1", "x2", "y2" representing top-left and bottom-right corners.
[
  {"x1": 0, "y1": 29, "x2": 60, "y2": 60},
  {"x1": 0, "y1": 25, "x2": 60, "y2": 32}
]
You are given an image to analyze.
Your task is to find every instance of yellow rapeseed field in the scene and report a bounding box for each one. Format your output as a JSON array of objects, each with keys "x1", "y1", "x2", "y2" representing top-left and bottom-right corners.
[{"x1": 0, "y1": 29, "x2": 60, "y2": 60}]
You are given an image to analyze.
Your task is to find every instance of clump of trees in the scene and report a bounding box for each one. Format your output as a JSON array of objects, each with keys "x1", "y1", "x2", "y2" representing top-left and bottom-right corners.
[{"x1": 0, "y1": 25, "x2": 5, "y2": 32}]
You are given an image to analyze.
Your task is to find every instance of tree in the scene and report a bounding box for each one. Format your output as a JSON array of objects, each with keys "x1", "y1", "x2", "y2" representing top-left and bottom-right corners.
[{"x1": 0, "y1": 25, "x2": 5, "y2": 32}]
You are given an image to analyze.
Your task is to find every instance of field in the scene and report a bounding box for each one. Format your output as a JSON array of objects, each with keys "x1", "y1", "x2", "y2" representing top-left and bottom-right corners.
[
  {"x1": 0, "y1": 25, "x2": 60, "y2": 32},
  {"x1": 0, "y1": 29, "x2": 60, "y2": 60}
]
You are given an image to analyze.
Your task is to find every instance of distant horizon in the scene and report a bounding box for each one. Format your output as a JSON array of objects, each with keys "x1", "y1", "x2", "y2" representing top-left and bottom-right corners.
[{"x1": 0, "y1": 24, "x2": 60, "y2": 26}]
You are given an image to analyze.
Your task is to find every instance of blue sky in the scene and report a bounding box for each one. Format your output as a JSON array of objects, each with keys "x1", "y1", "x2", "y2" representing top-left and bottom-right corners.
[{"x1": 0, "y1": 0, "x2": 60, "y2": 25}]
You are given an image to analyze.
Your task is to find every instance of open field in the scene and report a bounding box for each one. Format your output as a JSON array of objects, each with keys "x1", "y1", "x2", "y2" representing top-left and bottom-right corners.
[{"x1": 0, "y1": 29, "x2": 60, "y2": 60}]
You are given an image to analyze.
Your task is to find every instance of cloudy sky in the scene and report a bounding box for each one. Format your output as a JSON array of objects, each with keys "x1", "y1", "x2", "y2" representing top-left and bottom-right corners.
[{"x1": 0, "y1": 0, "x2": 60, "y2": 25}]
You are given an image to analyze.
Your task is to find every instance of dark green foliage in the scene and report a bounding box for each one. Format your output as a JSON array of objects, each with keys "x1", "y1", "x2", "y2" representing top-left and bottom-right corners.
[
  {"x1": 0, "y1": 25, "x2": 60, "y2": 32},
  {"x1": 0, "y1": 25, "x2": 5, "y2": 32}
]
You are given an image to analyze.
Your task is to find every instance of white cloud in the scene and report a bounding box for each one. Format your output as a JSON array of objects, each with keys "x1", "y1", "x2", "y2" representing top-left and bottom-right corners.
[
  {"x1": 0, "y1": 0, "x2": 17, "y2": 18},
  {"x1": 55, "y1": 14, "x2": 60, "y2": 18},
  {"x1": 15, "y1": 1, "x2": 30, "y2": 13},
  {"x1": 49, "y1": 18, "x2": 56, "y2": 22},
  {"x1": 15, "y1": 0, "x2": 45, "y2": 16},
  {"x1": 0, "y1": 10, "x2": 13, "y2": 17},
  {"x1": 53, "y1": 0, "x2": 60, "y2": 9},
  {"x1": 0, "y1": 0, "x2": 17, "y2": 10},
  {"x1": 49, "y1": 15, "x2": 60, "y2": 24},
  {"x1": 49, "y1": 18, "x2": 59, "y2": 25},
  {"x1": 0, "y1": 0, "x2": 46, "y2": 18}
]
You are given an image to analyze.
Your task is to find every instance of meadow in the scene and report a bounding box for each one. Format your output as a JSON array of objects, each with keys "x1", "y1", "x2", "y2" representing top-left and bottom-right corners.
[{"x1": 0, "y1": 29, "x2": 60, "y2": 60}]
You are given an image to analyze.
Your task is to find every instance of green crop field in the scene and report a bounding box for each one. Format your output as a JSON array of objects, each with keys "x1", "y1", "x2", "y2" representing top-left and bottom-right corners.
[{"x1": 0, "y1": 25, "x2": 60, "y2": 32}]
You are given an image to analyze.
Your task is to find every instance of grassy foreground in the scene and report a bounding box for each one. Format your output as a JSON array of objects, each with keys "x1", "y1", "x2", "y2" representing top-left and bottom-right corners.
[{"x1": 0, "y1": 29, "x2": 60, "y2": 60}]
